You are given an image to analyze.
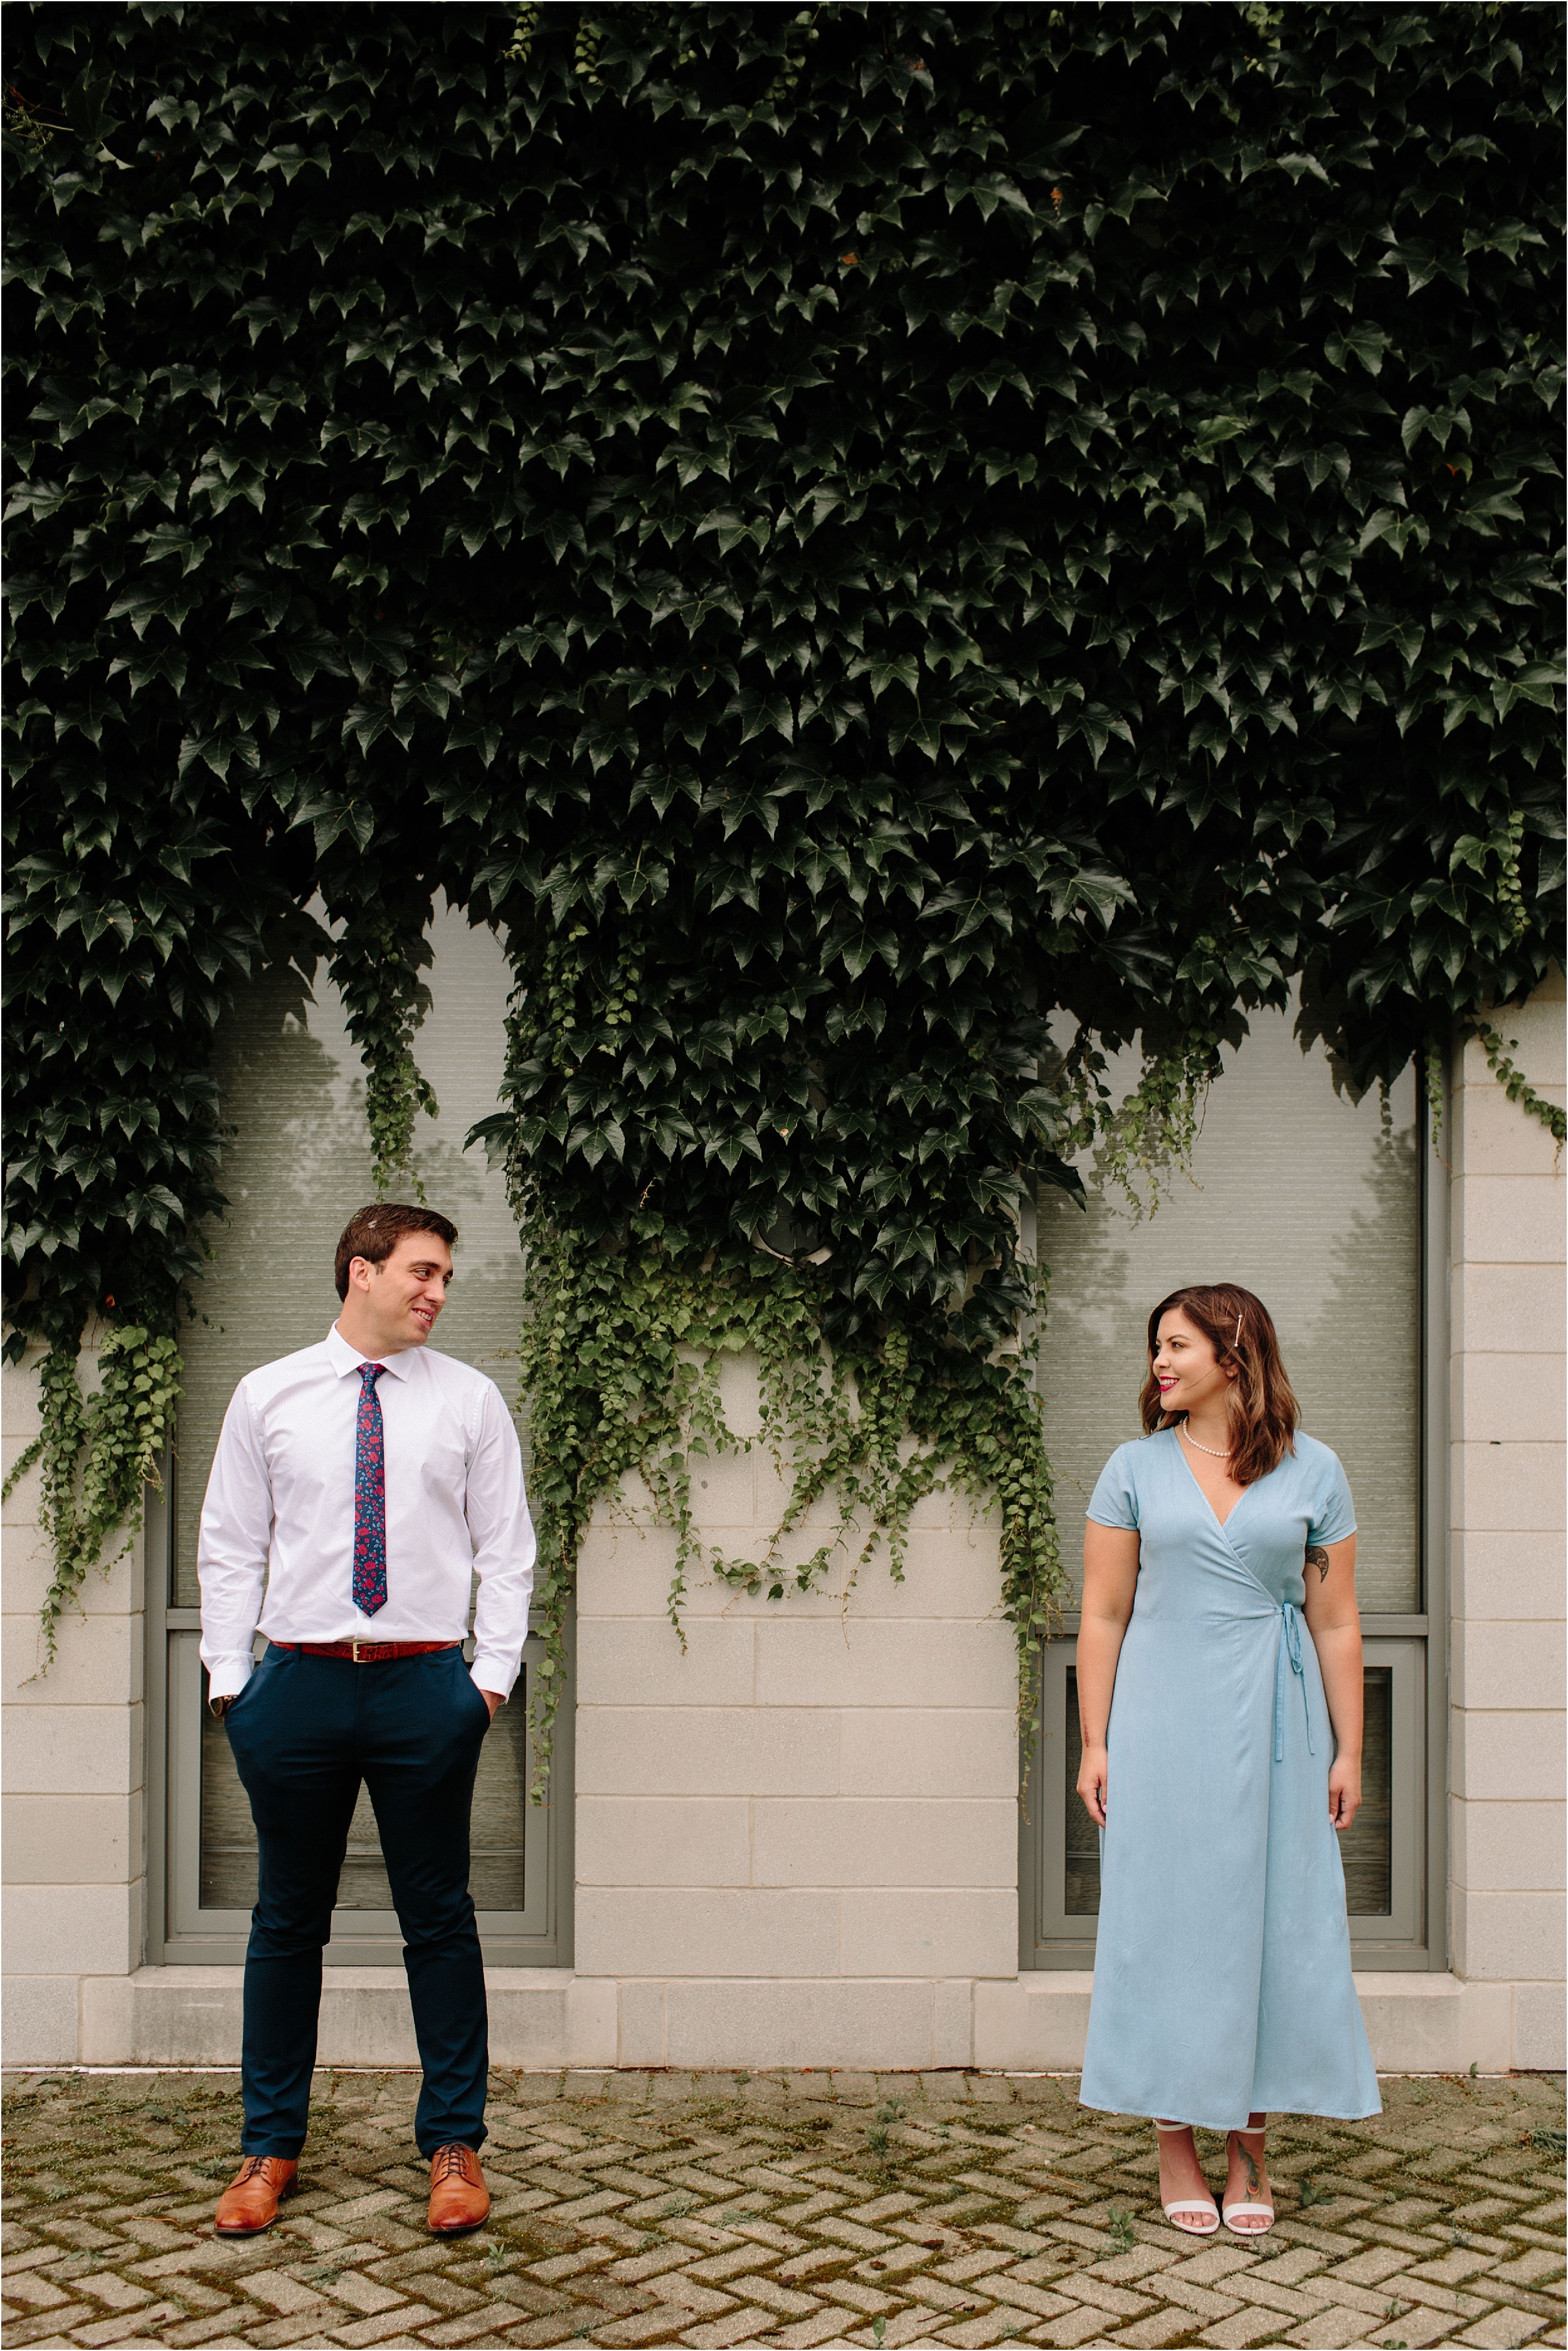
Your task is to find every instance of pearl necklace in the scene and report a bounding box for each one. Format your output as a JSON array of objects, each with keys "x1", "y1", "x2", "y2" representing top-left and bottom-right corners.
[{"x1": 1179, "y1": 1420, "x2": 1232, "y2": 1460}]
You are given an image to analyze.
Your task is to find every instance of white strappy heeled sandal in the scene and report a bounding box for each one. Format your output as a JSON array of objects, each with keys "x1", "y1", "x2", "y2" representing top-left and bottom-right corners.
[
  {"x1": 1221, "y1": 2128, "x2": 1275, "y2": 2236},
  {"x1": 1154, "y1": 2121, "x2": 1220, "y2": 2236}
]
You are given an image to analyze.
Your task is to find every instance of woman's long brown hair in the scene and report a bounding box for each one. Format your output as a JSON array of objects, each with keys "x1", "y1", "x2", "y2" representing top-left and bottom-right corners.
[{"x1": 1138, "y1": 1285, "x2": 1300, "y2": 1485}]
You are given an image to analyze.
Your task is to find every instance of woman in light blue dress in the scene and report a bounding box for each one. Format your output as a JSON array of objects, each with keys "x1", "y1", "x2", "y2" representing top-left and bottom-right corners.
[{"x1": 1076, "y1": 1283, "x2": 1380, "y2": 2238}]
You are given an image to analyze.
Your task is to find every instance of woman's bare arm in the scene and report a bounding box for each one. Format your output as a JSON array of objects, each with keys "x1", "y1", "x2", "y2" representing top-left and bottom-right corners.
[
  {"x1": 1301, "y1": 1532, "x2": 1363, "y2": 1830},
  {"x1": 1074, "y1": 1521, "x2": 1141, "y2": 1827}
]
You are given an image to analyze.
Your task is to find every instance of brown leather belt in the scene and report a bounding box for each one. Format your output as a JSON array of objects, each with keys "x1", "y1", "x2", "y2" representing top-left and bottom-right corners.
[{"x1": 271, "y1": 1639, "x2": 462, "y2": 1664}]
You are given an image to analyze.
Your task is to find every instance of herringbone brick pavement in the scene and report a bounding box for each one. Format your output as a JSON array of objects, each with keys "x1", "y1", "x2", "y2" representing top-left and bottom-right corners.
[{"x1": 3, "y1": 2068, "x2": 1562, "y2": 2351}]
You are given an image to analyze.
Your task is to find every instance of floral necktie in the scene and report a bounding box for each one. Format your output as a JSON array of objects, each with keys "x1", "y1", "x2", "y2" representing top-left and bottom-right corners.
[{"x1": 352, "y1": 1363, "x2": 388, "y2": 1616}]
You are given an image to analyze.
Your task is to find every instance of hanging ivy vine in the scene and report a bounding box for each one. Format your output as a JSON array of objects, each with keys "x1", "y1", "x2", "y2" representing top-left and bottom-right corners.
[
  {"x1": 3, "y1": 3, "x2": 1562, "y2": 1710},
  {"x1": 1, "y1": 1324, "x2": 182, "y2": 1661},
  {"x1": 507, "y1": 1221, "x2": 1067, "y2": 1784}
]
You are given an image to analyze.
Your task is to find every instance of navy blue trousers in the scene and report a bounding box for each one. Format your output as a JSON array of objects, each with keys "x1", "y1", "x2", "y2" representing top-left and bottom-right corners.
[{"x1": 224, "y1": 1643, "x2": 491, "y2": 2158}]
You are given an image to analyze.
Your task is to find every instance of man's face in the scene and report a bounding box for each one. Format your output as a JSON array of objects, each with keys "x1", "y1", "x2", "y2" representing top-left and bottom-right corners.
[{"x1": 347, "y1": 1231, "x2": 453, "y2": 1353}]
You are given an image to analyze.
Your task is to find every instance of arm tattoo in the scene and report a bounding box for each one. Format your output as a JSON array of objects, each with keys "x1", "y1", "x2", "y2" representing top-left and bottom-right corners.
[{"x1": 1306, "y1": 1546, "x2": 1330, "y2": 1584}]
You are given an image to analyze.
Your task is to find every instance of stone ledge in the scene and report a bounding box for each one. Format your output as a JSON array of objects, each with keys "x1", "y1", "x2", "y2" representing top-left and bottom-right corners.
[
  {"x1": 73, "y1": 1965, "x2": 615, "y2": 2071},
  {"x1": 0, "y1": 1963, "x2": 1534, "y2": 2071}
]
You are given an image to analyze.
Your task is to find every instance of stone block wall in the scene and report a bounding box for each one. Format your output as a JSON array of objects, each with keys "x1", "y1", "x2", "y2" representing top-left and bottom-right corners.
[
  {"x1": 1449, "y1": 967, "x2": 1567, "y2": 2067},
  {"x1": 3, "y1": 978, "x2": 1563, "y2": 2071},
  {"x1": 2, "y1": 1337, "x2": 147, "y2": 2064},
  {"x1": 573, "y1": 1346, "x2": 1020, "y2": 2069}
]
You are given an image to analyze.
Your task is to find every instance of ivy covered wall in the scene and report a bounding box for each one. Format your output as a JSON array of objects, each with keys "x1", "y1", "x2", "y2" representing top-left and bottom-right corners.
[{"x1": 3, "y1": 3, "x2": 1562, "y2": 1720}]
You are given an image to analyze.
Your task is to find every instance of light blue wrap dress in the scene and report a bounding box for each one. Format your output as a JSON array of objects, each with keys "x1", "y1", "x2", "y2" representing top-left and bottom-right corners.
[{"x1": 1078, "y1": 1426, "x2": 1381, "y2": 2131}]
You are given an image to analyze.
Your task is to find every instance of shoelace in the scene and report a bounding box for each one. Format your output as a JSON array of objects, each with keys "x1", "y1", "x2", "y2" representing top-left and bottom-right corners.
[
  {"x1": 432, "y1": 2145, "x2": 474, "y2": 2182},
  {"x1": 234, "y1": 2156, "x2": 284, "y2": 2184}
]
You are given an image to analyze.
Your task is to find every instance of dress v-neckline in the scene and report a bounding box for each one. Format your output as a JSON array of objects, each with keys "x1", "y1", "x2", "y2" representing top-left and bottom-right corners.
[{"x1": 1171, "y1": 1425, "x2": 1248, "y2": 1531}]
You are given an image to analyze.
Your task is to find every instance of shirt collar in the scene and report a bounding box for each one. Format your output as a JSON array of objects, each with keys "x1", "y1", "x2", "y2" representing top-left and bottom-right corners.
[{"x1": 326, "y1": 1323, "x2": 415, "y2": 1379}]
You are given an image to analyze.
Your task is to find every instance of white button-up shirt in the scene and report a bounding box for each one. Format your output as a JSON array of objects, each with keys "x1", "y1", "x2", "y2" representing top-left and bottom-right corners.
[{"x1": 198, "y1": 1323, "x2": 535, "y2": 1702}]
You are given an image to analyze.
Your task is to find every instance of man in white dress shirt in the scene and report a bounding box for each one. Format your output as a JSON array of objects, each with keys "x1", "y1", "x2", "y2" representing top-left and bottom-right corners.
[{"x1": 199, "y1": 1202, "x2": 535, "y2": 2239}]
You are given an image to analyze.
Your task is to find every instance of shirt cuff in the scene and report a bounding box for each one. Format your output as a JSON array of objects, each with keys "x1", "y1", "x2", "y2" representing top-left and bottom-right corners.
[
  {"x1": 470, "y1": 1652, "x2": 519, "y2": 1702},
  {"x1": 205, "y1": 1654, "x2": 255, "y2": 1702}
]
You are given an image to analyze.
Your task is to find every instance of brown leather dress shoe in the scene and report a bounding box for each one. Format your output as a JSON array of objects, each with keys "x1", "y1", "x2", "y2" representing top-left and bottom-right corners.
[
  {"x1": 427, "y1": 2142, "x2": 490, "y2": 2235},
  {"x1": 214, "y1": 2155, "x2": 298, "y2": 2235}
]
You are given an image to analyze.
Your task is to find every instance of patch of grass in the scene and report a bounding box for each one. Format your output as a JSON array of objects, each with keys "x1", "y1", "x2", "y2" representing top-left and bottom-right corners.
[{"x1": 1104, "y1": 2208, "x2": 1135, "y2": 2253}]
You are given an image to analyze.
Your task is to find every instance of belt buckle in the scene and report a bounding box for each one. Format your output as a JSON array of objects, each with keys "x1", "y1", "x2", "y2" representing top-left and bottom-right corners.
[{"x1": 352, "y1": 1638, "x2": 367, "y2": 1664}]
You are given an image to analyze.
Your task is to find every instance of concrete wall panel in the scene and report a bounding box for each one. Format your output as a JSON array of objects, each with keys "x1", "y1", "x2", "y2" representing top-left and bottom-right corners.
[
  {"x1": 1, "y1": 1613, "x2": 142, "y2": 1708},
  {"x1": 576, "y1": 1796, "x2": 752, "y2": 1886},
  {"x1": 750, "y1": 1797, "x2": 1015, "y2": 1889},
  {"x1": 1449, "y1": 1176, "x2": 1568, "y2": 1266},
  {"x1": 3, "y1": 1702, "x2": 145, "y2": 1798},
  {"x1": 1451, "y1": 1798, "x2": 1565, "y2": 1895},
  {"x1": 753, "y1": 1618, "x2": 1013, "y2": 1711},
  {"x1": 578, "y1": 1618, "x2": 756, "y2": 1708},
  {"x1": 1452, "y1": 1618, "x2": 1566, "y2": 1712},
  {"x1": 1453, "y1": 1352, "x2": 1564, "y2": 1441},
  {"x1": 1456, "y1": 1892, "x2": 1566, "y2": 1985},
  {"x1": 1, "y1": 1973, "x2": 80, "y2": 2067},
  {"x1": 662, "y1": 1977, "x2": 936, "y2": 2071},
  {"x1": 839, "y1": 1889, "x2": 1017, "y2": 1978},
  {"x1": 3, "y1": 1790, "x2": 143, "y2": 1884},
  {"x1": 837, "y1": 1708, "x2": 1016, "y2": 1799},
  {"x1": 575, "y1": 1887, "x2": 840, "y2": 1978},
  {"x1": 1451, "y1": 1530, "x2": 1565, "y2": 1621},
  {"x1": 576, "y1": 1706, "x2": 839, "y2": 1797},
  {"x1": 4, "y1": 1884, "x2": 142, "y2": 1978},
  {"x1": 1449, "y1": 1709, "x2": 1564, "y2": 1805}
]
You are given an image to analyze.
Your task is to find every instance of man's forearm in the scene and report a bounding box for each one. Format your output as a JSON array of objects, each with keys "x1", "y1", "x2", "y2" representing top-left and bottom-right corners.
[
  {"x1": 199, "y1": 1551, "x2": 267, "y2": 1700},
  {"x1": 198, "y1": 1388, "x2": 272, "y2": 1701}
]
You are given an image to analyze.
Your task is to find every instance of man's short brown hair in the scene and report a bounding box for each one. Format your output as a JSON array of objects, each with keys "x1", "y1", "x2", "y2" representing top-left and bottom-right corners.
[{"x1": 334, "y1": 1204, "x2": 459, "y2": 1300}]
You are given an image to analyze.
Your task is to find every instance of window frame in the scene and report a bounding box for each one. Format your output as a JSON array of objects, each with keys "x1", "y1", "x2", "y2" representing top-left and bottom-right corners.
[
  {"x1": 1019, "y1": 1056, "x2": 1449, "y2": 1975},
  {"x1": 144, "y1": 1450, "x2": 575, "y2": 1968}
]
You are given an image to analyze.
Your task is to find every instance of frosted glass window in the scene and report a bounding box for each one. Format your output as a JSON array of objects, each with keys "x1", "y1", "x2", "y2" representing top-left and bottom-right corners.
[
  {"x1": 200, "y1": 1679, "x2": 532, "y2": 1913},
  {"x1": 1035, "y1": 997, "x2": 1421, "y2": 1614},
  {"x1": 174, "y1": 894, "x2": 526, "y2": 1605},
  {"x1": 1064, "y1": 1663, "x2": 1394, "y2": 1918}
]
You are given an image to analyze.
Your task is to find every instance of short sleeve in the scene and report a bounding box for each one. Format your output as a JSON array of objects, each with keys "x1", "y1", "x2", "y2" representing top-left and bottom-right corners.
[
  {"x1": 1308, "y1": 1450, "x2": 1357, "y2": 1547},
  {"x1": 1087, "y1": 1444, "x2": 1140, "y2": 1531}
]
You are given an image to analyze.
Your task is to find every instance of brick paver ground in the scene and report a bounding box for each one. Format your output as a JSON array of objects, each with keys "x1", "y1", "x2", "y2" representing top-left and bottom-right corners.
[{"x1": 3, "y1": 2068, "x2": 1562, "y2": 2351}]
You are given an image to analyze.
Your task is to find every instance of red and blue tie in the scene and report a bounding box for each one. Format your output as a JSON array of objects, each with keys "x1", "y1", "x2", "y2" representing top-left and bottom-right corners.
[{"x1": 352, "y1": 1363, "x2": 388, "y2": 1616}]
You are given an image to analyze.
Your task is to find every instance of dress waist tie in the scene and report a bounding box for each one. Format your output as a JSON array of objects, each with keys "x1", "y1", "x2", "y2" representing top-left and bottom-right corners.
[{"x1": 1274, "y1": 1602, "x2": 1315, "y2": 1765}]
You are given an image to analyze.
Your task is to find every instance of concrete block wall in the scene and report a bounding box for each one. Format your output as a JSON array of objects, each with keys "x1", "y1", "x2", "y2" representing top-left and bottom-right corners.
[
  {"x1": 574, "y1": 1346, "x2": 1020, "y2": 2069},
  {"x1": 3, "y1": 975, "x2": 1563, "y2": 2072},
  {"x1": 1449, "y1": 970, "x2": 1567, "y2": 2068},
  {"x1": 2, "y1": 1337, "x2": 147, "y2": 2065}
]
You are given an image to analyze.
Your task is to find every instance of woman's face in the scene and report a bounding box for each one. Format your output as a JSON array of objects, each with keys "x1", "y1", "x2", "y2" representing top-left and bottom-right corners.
[{"x1": 1152, "y1": 1307, "x2": 1237, "y2": 1417}]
